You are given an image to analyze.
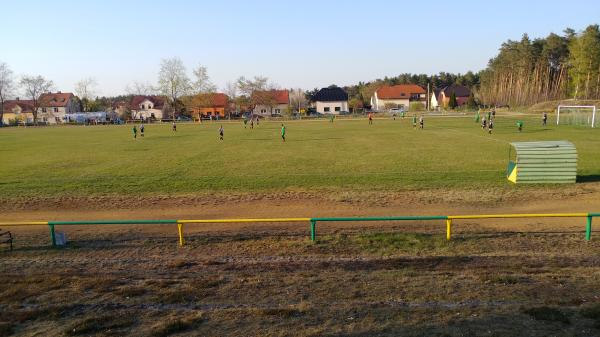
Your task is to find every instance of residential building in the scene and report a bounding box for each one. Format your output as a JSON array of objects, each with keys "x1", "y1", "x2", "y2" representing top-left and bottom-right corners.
[
  {"x1": 312, "y1": 87, "x2": 349, "y2": 114},
  {"x1": 370, "y1": 84, "x2": 426, "y2": 111},
  {"x1": 438, "y1": 84, "x2": 471, "y2": 108},
  {"x1": 38, "y1": 92, "x2": 77, "y2": 124},
  {"x1": 252, "y1": 90, "x2": 289, "y2": 116},
  {"x1": 188, "y1": 93, "x2": 229, "y2": 120},
  {"x1": 1, "y1": 99, "x2": 35, "y2": 125},
  {"x1": 430, "y1": 88, "x2": 441, "y2": 110},
  {"x1": 130, "y1": 96, "x2": 168, "y2": 120}
]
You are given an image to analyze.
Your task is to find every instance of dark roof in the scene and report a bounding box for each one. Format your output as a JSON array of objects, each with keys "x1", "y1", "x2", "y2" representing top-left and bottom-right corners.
[
  {"x1": 313, "y1": 87, "x2": 348, "y2": 102},
  {"x1": 441, "y1": 84, "x2": 471, "y2": 97}
]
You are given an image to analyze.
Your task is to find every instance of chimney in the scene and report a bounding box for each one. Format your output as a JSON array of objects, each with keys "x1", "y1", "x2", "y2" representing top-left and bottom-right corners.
[
  {"x1": 57, "y1": 91, "x2": 61, "y2": 94},
  {"x1": 16, "y1": 97, "x2": 19, "y2": 101}
]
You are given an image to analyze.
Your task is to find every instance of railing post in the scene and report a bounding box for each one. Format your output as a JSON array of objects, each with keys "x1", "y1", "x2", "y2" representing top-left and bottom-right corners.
[
  {"x1": 446, "y1": 218, "x2": 452, "y2": 241},
  {"x1": 177, "y1": 223, "x2": 185, "y2": 246},
  {"x1": 586, "y1": 216, "x2": 592, "y2": 241},
  {"x1": 310, "y1": 220, "x2": 316, "y2": 242},
  {"x1": 49, "y1": 224, "x2": 56, "y2": 247}
]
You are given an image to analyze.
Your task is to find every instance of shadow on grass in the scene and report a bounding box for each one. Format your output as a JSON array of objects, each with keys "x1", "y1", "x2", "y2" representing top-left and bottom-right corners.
[{"x1": 577, "y1": 174, "x2": 600, "y2": 183}]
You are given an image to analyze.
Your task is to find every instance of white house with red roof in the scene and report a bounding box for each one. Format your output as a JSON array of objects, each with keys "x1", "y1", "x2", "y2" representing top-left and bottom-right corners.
[
  {"x1": 370, "y1": 84, "x2": 426, "y2": 112},
  {"x1": 252, "y1": 89, "x2": 289, "y2": 116},
  {"x1": 38, "y1": 92, "x2": 77, "y2": 124},
  {"x1": 129, "y1": 95, "x2": 168, "y2": 120}
]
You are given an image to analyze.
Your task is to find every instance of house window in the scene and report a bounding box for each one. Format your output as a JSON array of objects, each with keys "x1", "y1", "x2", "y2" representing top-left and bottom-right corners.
[
  {"x1": 334, "y1": 107, "x2": 341, "y2": 112},
  {"x1": 141, "y1": 104, "x2": 145, "y2": 109},
  {"x1": 324, "y1": 107, "x2": 330, "y2": 112},
  {"x1": 55, "y1": 117, "x2": 60, "y2": 123},
  {"x1": 54, "y1": 107, "x2": 59, "y2": 113},
  {"x1": 261, "y1": 109, "x2": 266, "y2": 113},
  {"x1": 42, "y1": 107, "x2": 47, "y2": 113},
  {"x1": 275, "y1": 109, "x2": 280, "y2": 114}
]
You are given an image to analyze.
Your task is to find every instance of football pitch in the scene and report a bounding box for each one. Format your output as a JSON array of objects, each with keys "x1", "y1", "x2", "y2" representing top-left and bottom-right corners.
[{"x1": 1, "y1": 114, "x2": 599, "y2": 199}]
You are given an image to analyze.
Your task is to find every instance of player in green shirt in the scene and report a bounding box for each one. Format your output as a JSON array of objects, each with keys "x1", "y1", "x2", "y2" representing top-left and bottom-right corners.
[
  {"x1": 412, "y1": 115, "x2": 417, "y2": 129},
  {"x1": 132, "y1": 125, "x2": 137, "y2": 139},
  {"x1": 516, "y1": 120, "x2": 523, "y2": 132},
  {"x1": 281, "y1": 124, "x2": 286, "y2": 142}
]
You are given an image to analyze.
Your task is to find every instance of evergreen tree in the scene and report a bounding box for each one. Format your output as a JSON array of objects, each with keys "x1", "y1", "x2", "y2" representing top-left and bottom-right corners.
[{"x1": 449, "y1": 92, "x2": 458, "y2": 109}]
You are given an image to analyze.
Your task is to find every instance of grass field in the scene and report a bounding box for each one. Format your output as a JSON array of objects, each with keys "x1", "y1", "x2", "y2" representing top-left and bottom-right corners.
[{"x1": 0, "y1": 113, "x2": 599, "y2": 199}]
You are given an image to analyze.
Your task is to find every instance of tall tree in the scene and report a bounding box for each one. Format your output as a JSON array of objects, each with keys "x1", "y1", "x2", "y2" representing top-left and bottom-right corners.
[
  {"x1": 223, "y1": 81, "x2": 238, "y2": 115},
  {"x1": 157, "y1": 57, "x2": 191, "y2": 119},
  {"x1": 0, "y1": 62, "x2": 15, "y2": 126},
  {"x1": 74, "y1": 77, "x2": 98, "y2": 112},
  {"x1": 20, "y1": 75, "x2": 54, "y2": 123},
  {"x1": 568, "y1": 24, "x2": 600, "y2": 99},
  {"x1": 192, "y1": 65, "x2": 216, "y2": 94}
]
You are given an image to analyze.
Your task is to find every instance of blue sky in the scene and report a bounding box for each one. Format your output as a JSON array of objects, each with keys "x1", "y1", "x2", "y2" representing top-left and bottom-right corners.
[{"x1": 1, "y1": 0, "x2": 599, "y2": 96}]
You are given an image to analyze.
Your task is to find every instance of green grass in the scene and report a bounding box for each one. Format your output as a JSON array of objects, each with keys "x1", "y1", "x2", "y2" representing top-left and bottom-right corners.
[{"x1": 0, "y1": 115, "x2": 598, "y2": 198}]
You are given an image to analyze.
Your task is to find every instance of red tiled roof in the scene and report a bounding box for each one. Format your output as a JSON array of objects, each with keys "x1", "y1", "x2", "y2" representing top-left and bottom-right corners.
[
  {"x1": 252, "y1": 90, "x2": 289, "y2": 105},
  {"x1": 376, "y1": 85, "x2": 425, "y2": 99},
  {"x1": 38, "y1": 92, "x2": 74, "y2": 107},
  {"x1": 3, "y1": 100, "x2": 35, "y2": 113},
  {"x1": 130, "y1": 96, "x2": 167, "y2": 110},
  {"x1": 191, "y1": 93, "x2": 229, "y2": 108}
]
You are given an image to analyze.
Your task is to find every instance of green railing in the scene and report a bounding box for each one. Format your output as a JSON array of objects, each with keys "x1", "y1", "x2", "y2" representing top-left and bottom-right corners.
[{"x1": 0, "y1": 213, "x2": 597, "y2": 247}]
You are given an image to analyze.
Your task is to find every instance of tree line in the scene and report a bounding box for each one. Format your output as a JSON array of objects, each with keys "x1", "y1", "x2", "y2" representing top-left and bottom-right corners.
[{"x1": 479, "y1": 24, "x2": 600, "y2": 106}]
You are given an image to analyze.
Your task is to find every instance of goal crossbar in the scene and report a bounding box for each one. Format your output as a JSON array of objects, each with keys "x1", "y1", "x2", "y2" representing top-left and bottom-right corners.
[{"x1": 557, "y1": 105, "x2": 596, "y2": 128}]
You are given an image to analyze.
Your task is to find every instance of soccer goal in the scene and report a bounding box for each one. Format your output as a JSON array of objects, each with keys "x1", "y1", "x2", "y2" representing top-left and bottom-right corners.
[{"x1": 556, "y1": 105, "x2": 597, "y2": 128}]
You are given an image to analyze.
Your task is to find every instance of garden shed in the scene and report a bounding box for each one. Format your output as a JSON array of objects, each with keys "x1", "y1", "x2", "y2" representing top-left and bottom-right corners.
[{"x1": 507, "y1": 141, "x2": 577, "y2": 184}]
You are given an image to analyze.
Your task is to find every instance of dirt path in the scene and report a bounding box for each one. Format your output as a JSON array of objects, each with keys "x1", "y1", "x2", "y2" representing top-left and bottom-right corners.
[{"x1": 2, "y1": 184, "x2": 599, "y2": 223}]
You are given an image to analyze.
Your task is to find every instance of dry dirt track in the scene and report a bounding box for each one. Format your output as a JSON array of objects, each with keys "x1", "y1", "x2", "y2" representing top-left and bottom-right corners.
[{"x1": 1, "y1": 185, "x2": 600, "y2": 336}]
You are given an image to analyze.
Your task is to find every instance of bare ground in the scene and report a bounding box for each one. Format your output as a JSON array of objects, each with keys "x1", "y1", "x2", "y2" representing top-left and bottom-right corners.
[{"x1": 1, "y1": 185, "x2": 600, "y2": 336}]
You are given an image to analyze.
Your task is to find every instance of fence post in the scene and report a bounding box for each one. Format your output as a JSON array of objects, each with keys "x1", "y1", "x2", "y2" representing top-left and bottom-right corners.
[
  {"x1": 310, "y1": 220, "x2": 316, "y2": 242},
  {"x1": 177, "y1": 223, "x2": 185, "y2": 246},
  {"x1": 446, "y1": 218, "x2": 452, "y2": 241},
  {"x1": 49, "y1": 224, "x2": 56, "y2": 247},
  {"x1": 586, "y1": 216, "x2": 592, "y2": 241}
]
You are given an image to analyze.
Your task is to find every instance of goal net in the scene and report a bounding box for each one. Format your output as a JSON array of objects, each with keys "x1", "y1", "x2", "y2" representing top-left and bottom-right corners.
[{"x1": 556, "y1": 105, "x2": 597, "y2": 127}]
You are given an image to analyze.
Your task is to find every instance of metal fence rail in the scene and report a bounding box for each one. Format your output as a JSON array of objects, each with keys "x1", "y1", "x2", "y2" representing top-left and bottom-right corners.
[{"x1": 0, "y1": 213, "x2": 597, "y2": 247}]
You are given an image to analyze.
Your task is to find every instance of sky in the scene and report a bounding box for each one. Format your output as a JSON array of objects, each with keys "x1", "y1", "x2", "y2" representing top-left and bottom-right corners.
[{"x1": 1, "y1": 0, "x2": 599, "y2": 96}]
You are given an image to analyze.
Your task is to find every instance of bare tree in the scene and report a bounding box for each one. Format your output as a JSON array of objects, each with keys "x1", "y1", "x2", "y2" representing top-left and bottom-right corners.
[
  {"x1": 20, "y1": 75, "x2": 54, "y2": 123},
  {"x1": 157, "y1": 57, "x2": 191, "y2": 120},
  {"x1": 236, "y1": 76, "x2": 270, "y2": 97},
  {"x1": 74, "y1": 77, "x2": 97, "y2": 112},
  {"x1": 193, "y1": 65, "x2": 216, "y2": 94},
  {"x1": 125, "y1": 81, "x2": 155, "y2": 96},
  {"x1": 0, "y1": 62, "x2": 15, "y2": 126},
  {"x1": 74, "y1": 77, "x2": 97, "y2": 100},
  {"x1": 289, "y1": 88, "x2": 308, "y2": 113},
  {"x1": 223, "y1": 81, "x2": 238, "y2": 116}
]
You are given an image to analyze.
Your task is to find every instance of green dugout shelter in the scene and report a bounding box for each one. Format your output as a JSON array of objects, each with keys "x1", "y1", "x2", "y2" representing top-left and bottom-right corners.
[{"x1": 507, "y1": 141, "x2": 577, "y2": 184}]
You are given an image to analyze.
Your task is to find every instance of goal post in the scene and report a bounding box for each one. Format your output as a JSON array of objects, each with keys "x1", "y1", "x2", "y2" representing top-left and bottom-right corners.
[{"x1": 556, "y1": 105, "x2": 596, "y2": 128}]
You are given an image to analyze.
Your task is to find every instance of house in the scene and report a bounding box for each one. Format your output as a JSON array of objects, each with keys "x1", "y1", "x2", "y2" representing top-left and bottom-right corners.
[
  {"x1": 129, "y1": 96, "x2": 168, "y2": 120},
  {"x1": 1, "y1": 99, "x2": 35, "y2": 125},
  {"x1": 438, "y1": 84, "x2": 471, "y2": 108},
  {"x1": 188, "y1": 93, "x2": 229, "y2": 120},
  {"x1": 370, "y1": 84, "x2": 426, "y2": 112},
  {"x1": 38, "y1": 92, "x2": 77, "y2": 124},
  {"x1": 252, "y1": 90, "x2": 289, "y2": 116},
  {"x1": 312, "y1": 87, "x2": 349, "y2": 114},
  {"x1": 430, "y1": 88, "x2": 441, "y2": 110}
]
